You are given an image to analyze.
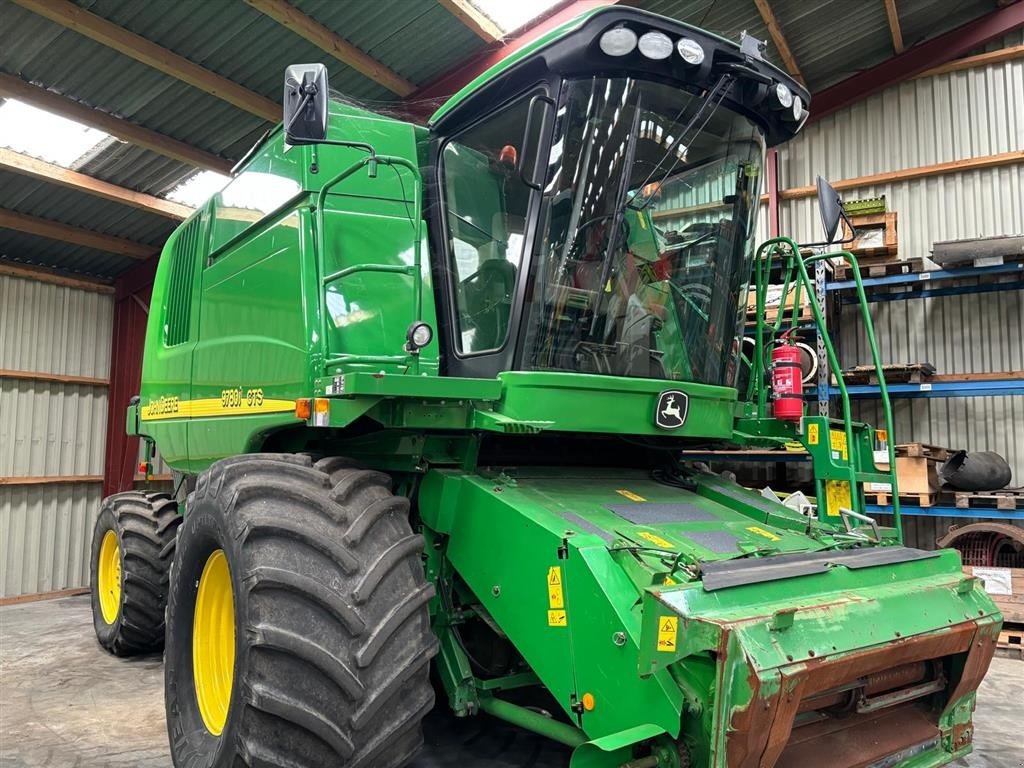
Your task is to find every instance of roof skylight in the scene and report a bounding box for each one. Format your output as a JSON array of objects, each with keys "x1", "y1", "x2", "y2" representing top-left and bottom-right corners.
[
  {"x1": 165, "y1": 170, "x2": 231, "y2": 208},
  {"x1": 470, "y1": 0, "x2": 560, "y2": 34},
  {"x1": 0, "y1": 99, "x2": 114, "y2": 168}
]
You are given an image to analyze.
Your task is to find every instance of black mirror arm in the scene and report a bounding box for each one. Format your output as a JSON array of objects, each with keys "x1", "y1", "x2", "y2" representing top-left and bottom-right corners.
[{"x1": 798, "y1": 210, "x2": 858, "y2": 249}]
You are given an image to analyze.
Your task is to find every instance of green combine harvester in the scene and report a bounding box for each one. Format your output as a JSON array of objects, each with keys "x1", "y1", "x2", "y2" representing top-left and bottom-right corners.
[{"x1": 88, "y1": 6, "x2": 1001, "y2": 767}]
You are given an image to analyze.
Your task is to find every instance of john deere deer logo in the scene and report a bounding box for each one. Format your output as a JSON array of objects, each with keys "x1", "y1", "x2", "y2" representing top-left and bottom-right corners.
[{"x1": 655, "y1": 390, "x2": 688, "y2": 430}]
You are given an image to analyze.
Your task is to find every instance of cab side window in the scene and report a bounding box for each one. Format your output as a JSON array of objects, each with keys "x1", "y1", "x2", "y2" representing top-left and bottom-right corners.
[{"x1": 442, "y1": 91, "x2": 542, "y2": 354}]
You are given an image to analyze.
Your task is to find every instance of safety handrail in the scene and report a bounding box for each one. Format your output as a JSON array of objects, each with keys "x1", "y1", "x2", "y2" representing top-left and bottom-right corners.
[
  {"x1": 753, "y1": 236, "x2": 901, "y2": 541},
  {"x1": 315, "y1": 151, "x2": 424, "y2": 375}
]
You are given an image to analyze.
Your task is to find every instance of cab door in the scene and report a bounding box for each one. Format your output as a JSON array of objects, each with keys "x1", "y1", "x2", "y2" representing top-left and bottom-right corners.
[{"x1": 435, "y1": 85, "x2": 554, "y2": 378}]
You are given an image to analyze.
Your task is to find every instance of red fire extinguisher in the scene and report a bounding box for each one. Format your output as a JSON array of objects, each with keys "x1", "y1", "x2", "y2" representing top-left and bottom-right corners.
[{"x1": 771, "y1": 334, "x2": 803, "y2": 422}]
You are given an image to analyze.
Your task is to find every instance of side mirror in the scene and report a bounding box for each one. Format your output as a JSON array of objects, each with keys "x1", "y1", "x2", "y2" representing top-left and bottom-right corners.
[
  {"x1": 283, "y1": 64, "x2": 329, "y2": 145},
  {"x1": 815, "y1": 176, "x2": 844, "y2": 243}
]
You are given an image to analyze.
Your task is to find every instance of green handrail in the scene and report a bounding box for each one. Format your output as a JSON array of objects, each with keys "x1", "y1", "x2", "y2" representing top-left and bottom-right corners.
[
  {"x1": 315, "y1": 152, "x2": 424, "y2": 375},
  {"x1": 753, "y1": 236, "x2": 901, "y2": 541}
]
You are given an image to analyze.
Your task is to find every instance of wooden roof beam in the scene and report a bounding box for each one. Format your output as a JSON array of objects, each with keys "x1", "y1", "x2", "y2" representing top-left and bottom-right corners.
[
  {"x1": 437, "y1": 0, "x2": 504, "y2": 43},
  {"x1": 883, "y1": 0, "x2": 905, "y2": 54},
  {"x1": 752, "y1": 0, "x2": 804, "y2": 84},
  {"x1": 11, "y1": 0, "x2": 280, "y2": 121},
  {"x1": 0, "y1": 260, "x2": 114, "y2": 293},
  {"x1": 811, "y1": 0, "x2": 1024, "y2": 120},
  {"x1": 244, "y1": 0, "x2": 417, "y2": 97},
  {"x1": 0, "y1": 74, "x2": 233, "y2": 174},
  {"x1": 0, "y1": 209, "x2": 157, "y2": 259},
  {"x1": 0, "y1": 148, "x2": 192, "y2": 220}
]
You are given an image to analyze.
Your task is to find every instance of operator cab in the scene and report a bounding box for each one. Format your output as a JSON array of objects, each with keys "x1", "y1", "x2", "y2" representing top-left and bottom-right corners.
[{"x1": 427, "y1": 6, "x2": 808, "y2": 385}]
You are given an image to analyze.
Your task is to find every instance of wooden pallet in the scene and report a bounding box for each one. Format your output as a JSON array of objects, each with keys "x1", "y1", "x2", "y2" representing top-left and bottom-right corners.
[
  {"x1": 954, "y1": 490, "x2": 1024, "y2": 511},
  {"x1": 842, "y1": 362, "x2": 937, "y2": 385},
  {"x1": 871, "y1": 491, "x2": 938, "y2": 508},
  {"x1": 895, "y1": 442, "x2": 952, "y2": 461},
  {"x1": 832, "y1": 255, "x2": 924, "y2": 280},
  {"x1": 996, "y1": 625, "x2": 1024, "y2": 660},
  {"x1": 746, "y1": 304, "x2": 814, "y2": 326}
]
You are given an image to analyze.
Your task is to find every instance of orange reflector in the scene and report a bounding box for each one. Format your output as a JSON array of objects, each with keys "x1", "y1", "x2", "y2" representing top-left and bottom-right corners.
[
  {"x1": 314, "y1": 398, "x2": 330, "y2": 413},
  {"x1": 294, "y1": 398, "x2": 311, "y2": 420},
  {"x1": 138, "y1": 461, "x2": 148, "y2": 473},
  {"x1": 582, "y1": 692, "x2": 595, "y2": 711}
]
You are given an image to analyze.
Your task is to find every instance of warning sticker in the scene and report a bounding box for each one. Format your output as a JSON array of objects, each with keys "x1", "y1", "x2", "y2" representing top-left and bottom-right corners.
[
  {"x1": 825, "y1": 480, "x2": 852, "y2": 518},
  {"x1": 746, "y1": 525, "x2": 782, "y2": 542},
  {"x1": 548, "y1": 610, "x2": 568, "y2": 627},
  {"x1": 807, "y1": 423, "x2": 819, "y2": 445},
  {"x1": 616, "y1": 489, "x2": 646, "y2": 502},
  {"x1": 657, "y1": 616, "x2": 678, "y2": 652},
  {"x1": 638, "y1": 531, "x2": 674, "y2": 548},
  {"x1": 547, "y1": 566, "x2": 564, "y2": 610},
  {"x1": 829, "y1": 430, "x2": 849, "y2": 461}
]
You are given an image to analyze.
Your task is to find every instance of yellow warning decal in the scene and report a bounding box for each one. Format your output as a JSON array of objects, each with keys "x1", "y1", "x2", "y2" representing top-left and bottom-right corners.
[
  {"x1": 825, "y1": 480, "x2": 852, "y2": 518},
  {"x1": 140, "y1": 390, "x2": 295, "y2": 421},
  {"x1": 637, "y1": 531, "x2": 674, "y2": 548},
  {"x1": 616, "y1": 489, "x2": 646, "y2": 502},
  {"x1": 746, "y1": 525, "x2": 782, "y2": 542},
  {"x1": 657, "y1": 616, "x2": 678, "y2": 653},
  {"x1": 807, "y1": 423, "x2": 819, "y2": 445},
  {"x1": 548, "y1": 610, "x2": 567, "y2": 627},
  {"x1": 829, "y1": 429, "x2": 849, "y2": 460},
  {"x1": 547, "y1": 566, "x2": 564, "y2": 610},
  {"x1": 663, "y1": 576, "x2": 676, "y2": 586}
]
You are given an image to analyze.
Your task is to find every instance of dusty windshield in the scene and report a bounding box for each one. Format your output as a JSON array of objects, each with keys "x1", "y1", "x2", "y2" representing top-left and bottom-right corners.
[{"x1": 521, "y1": 77, "x2": 764, "y2": 386}]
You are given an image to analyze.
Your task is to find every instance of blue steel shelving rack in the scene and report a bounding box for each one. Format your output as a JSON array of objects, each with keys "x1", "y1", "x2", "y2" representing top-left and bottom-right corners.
[
  {"x1": 824, "y1": 262, "x2": 1024, "y2": 399},
  {"x1": 825, "y1": 259, "x2": 1024, "y2": 520},
  {"x1": 728, "y1": 260, "x2": 1023, "y2": 520}
]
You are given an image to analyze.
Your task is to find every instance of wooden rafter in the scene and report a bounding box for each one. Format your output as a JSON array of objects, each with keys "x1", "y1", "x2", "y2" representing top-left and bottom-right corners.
[
  {"x1": 244, "y1": 0, "x2": 417, "y2": 97},
  {"x1": 883, "y1": 0, "x2": 905, "y2": 54},
  {"x1": 0, "y1": 209, "x2": 156, "y2": 259},
  {"x1": 0, "y1": 148, "x2": 191, "y2": 220},
  {"x1": 0, "y1": 261, "x2": 115, "y2": 293},
  {"x1": 0, "y1": 369, "x2": 109, "y2": 386},
  {"x1": 0, "y1": 74, "x2": 233, "y2": 174},
  {"x1": 12, "y1": 0, "x2": 279, "y2": 122},
  {"x1": 752, "y1": 0, "x2": 804, "y2": 83},
  {"x1": 437, "y1": 0, "x2": 503, "y2": 43},
  {"x1": 915, "y1": 43, "x2": 1024, "y2": 79}
]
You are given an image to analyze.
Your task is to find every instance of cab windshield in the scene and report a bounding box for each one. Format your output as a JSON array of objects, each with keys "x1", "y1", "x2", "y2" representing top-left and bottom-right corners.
[{"x1": 521, "y1": 77, "x2": 765, "y2": 387}]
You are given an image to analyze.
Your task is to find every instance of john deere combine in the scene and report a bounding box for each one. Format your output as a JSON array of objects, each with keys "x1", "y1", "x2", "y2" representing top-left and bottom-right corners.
[{"x1": 88, "y1": 6, "x2": 1000, "y2": 767}]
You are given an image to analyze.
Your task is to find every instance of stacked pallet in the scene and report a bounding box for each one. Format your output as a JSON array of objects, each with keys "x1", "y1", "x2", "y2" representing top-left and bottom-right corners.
[
  {"x1": 867, "y1": 442, "x2": 945, "y2": 507},
  {"x1": 829, "y1": 208, "x2": 928, "y2": 279},
  {"x1": 963, "y1": 565, "x2": 1024, "y2": 659}
]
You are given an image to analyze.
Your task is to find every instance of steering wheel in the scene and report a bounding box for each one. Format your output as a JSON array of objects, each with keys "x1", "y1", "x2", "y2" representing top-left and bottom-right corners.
[{"x1": 460, "y1": 259, "x2": 516, "y2": 344}]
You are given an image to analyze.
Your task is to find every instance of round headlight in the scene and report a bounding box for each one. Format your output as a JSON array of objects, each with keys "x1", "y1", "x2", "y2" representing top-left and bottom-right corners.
[
  {"x1": 791, "y1": 94, "x2": 803, "y2": 121},
  {"x1": 406, "y1": 322, "x2": 433, "y2": 350},
  {"x1": 638, "y1": 31, "x2": 673, "y2": 60},
  {"x1": 676, "y1": 37, "x2": 705, "y2": 65},
  {"x1": 774, "y1": 82, "x2": 793, "y2": 109},
  {"x1": 599, "y1": 27, "x2": 637, "y2": 57}
]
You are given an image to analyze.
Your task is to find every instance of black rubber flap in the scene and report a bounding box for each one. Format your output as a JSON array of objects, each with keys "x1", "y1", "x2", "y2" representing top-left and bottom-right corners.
[
  {"x1": 700, "y1": 546, "x2": 939, "y2": 591},
  {"x1": 607, "y1": 502, "x2": 718, "y2": 524}
]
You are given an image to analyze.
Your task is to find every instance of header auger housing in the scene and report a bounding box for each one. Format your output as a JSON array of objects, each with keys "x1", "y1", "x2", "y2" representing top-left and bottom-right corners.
[{"x1": 89, "y1": 6, "x2": 1000, "y2": 768}]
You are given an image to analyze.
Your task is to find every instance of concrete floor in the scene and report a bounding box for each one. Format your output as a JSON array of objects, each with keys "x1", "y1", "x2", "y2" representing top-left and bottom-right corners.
[{"x1": 0, "y1": 595, "x2": 1021, "y2": 768}]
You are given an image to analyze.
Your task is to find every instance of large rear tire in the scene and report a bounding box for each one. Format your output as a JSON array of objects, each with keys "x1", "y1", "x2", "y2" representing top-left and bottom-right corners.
[
  {"x1": 89, "y1": 491, "x2": 181, "y2": 655},
  {"x1": 164, "y1": 454, "x2": 438, "y2": 768}
]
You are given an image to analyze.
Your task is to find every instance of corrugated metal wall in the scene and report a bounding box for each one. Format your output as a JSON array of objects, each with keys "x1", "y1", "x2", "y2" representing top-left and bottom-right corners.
[
  {"x1": 776, "y1": 32, "x2": 1024, "y2": 494},
  {"x1": 0, "y1": 274, "x2": 113, "y2": 597}
]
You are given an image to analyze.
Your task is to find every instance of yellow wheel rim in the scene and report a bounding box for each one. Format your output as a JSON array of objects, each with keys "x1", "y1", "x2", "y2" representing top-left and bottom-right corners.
[
  {"x1": 97, "y1": 530, "x2": 121, "y2": 624},
  {"x1": 193, "y1": 549, "x2": 235, "y2": 736}
]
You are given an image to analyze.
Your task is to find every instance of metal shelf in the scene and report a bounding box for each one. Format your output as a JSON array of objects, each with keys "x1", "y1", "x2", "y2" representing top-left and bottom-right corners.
[
  {"x1": 829, "y1": 377, "x2": 1024, "y2": 399},
  {"x1": 866, "y1": 503, "x2": 1024, "y2": 521},
  {"x1": 825, "y1": 261, "x2": 1024, "y2": 303}
]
